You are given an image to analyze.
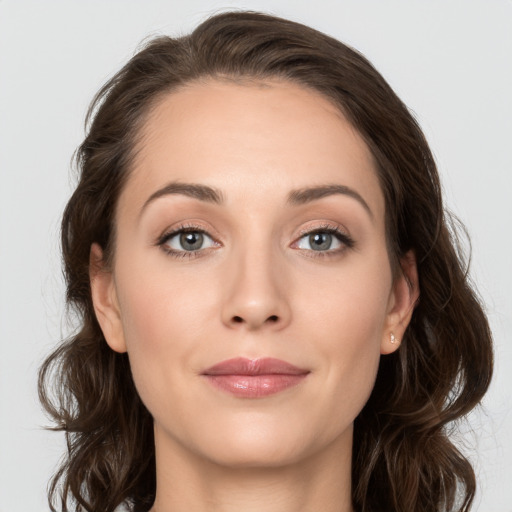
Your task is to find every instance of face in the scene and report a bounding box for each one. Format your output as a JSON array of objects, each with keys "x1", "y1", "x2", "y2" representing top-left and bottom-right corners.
[{"x1": 91, "y1": 80, "x2": 417, "y2": 469}]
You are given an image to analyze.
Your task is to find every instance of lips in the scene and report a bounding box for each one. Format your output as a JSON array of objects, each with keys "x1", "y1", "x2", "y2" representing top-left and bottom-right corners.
[{"x1": 202, "y1": 357, "x2": 310, "y2": 398}]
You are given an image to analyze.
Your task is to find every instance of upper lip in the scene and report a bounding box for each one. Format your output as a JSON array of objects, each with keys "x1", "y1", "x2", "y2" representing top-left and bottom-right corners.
[{"x1": 202, "y1": 357, "x2": 309, "y2": 376}]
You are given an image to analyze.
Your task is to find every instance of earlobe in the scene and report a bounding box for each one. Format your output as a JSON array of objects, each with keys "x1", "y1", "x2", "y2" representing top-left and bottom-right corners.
[
  {"x1": 89, "y1": 243, "x2": 127, "y2": 353},
  {"x1": 381, "y1": 250, "x2": 420, "y2": 355}
]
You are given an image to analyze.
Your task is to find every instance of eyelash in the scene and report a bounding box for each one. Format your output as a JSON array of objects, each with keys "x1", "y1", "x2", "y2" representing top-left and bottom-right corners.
[
  {"x1": 295, "y1": 224, "x2": 355, "y2": 258},
  {"x1": 156, "y1": 223, "x2": 216, "y2": 259},
  {"x1": 156, "y1": 222, "x2": 355, "y2": 260}
]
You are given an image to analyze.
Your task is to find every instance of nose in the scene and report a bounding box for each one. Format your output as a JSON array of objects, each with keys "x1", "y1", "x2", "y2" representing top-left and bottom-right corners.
[{"x1": 220, "y1": 245, "x2": 292, "y2": 332}]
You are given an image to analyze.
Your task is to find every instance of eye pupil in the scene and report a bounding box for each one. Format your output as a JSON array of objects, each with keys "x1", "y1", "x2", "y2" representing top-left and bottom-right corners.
[
  {"x1": 180, "y1": 232, "x2": 204, "y2": 251},
  {"x1": 309, "y1": 232, "x2": 332, "y2": 251}
]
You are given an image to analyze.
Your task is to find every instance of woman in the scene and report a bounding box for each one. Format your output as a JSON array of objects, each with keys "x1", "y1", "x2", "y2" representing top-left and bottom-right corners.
[{"x1": 38, "y1": 11, "x2": 493, "y2": 512}]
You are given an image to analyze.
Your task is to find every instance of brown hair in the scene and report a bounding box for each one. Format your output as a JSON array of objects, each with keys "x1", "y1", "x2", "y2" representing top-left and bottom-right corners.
[{"x1": 39, "y1": 11, "x2": 493, "y2": 512}]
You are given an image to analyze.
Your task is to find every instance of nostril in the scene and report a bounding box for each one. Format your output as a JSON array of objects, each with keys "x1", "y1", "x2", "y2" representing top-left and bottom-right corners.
[{"x1": 231, "y1": 315, "x2": 279, "y2": 324}]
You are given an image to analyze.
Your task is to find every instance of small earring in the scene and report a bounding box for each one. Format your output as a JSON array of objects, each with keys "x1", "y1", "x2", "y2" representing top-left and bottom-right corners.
[{"x1": 390, "y1": 332, "x2": 398, "y2": 344}]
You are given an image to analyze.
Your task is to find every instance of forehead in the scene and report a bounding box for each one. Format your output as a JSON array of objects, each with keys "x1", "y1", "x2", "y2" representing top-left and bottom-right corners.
[{"x1": 120, "y1": 79, "x2": 384, "y2": 219}]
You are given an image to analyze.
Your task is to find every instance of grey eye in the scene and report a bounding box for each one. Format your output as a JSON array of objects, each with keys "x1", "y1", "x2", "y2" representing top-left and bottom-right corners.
[
  {"x1": 179, "y1": 232, "x2": 204, "y2": 251},
  {"x1": 165, "y1": 231, "x2": 215, "y2": 252},
  {"x1": 309, "y1": 232, "x2": 333, "y2": 251},
  {"x1": 296, "y1": 231, "x2": 342, "y2": 251}
]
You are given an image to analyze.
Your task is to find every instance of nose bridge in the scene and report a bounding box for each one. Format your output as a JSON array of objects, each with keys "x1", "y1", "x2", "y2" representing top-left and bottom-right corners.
[{"x1": 221, "y1": 232, "x2": 291, "y2": 331}]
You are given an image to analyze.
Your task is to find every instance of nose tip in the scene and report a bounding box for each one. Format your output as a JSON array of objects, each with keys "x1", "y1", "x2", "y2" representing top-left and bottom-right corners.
[{"x1": 221, "y1": 255, "x2": 291, "y2": 331}]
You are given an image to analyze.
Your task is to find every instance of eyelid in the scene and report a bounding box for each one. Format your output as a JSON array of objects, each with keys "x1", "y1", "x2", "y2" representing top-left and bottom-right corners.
[
  {"x1": 156, "y1": 223, "x2": 209, "y2": 245},
  {"x1": 155, "y1": 222, "x2": 221, "y2": 258},
  {"x1": 291, "y1": 222, "x2": 355, "y2": 253},
  {"x1": 297, "y1": 222, "x2": 342, "y2": 236}
]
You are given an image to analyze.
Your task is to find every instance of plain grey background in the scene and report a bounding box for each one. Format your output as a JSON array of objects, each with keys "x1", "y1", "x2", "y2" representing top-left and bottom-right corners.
[{"x1": 0, "y1": 1, "x2": 511, "y2": 510}]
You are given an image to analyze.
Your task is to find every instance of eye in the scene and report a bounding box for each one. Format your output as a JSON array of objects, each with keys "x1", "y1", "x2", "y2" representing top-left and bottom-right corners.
[
  {"x1": 293, "y1": 226, "x2": 354, "y2": 254},
  {"x1": 158, "y1": 227, "x2": 217, "y2": 256}
]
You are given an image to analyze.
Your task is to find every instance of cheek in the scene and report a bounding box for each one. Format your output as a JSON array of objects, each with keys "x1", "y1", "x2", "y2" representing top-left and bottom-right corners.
[
  {"x1": 112, "y1": 257, "x2": 220, "y2": 410},
  {"x1": 298, "y1": 253, "x2": 391, "y2": 346},
  {"x1": 295, "y1": 257, "x2": 391, "y2": 414},
  {"x1": 116, "y1": 252, "x2": 217, "y2": 346},
  {"x1": 316, "y1": 299, "x2": 384, "y2": 403}
]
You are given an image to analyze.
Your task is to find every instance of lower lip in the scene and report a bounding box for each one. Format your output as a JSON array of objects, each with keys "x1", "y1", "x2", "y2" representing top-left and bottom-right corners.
[{"x1": 204, "y1": 374, "x2": 308, "y2": 398}]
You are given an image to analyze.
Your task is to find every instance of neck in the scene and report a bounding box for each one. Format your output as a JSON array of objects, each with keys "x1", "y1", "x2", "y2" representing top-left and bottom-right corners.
[{"x1": 149, "y1": 425, "x2": 354, "y2": 512}]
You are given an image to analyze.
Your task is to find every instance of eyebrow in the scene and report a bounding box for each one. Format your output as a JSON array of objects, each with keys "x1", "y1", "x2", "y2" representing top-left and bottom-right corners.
[
  {"x1": 287, "y1": 184, "x2": 373, "y2": 219},
  {"x1": 141, "y1": 182, "x2": 224, "y2": 214},
  {"x1": 140, "y1": 181, "x2": 372, "y2": 219}
]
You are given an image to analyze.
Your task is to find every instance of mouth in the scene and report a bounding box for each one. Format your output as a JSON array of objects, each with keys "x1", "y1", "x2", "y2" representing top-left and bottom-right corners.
[{"x1": 202, "y1": 357, "x2": 310, "y2": 398}]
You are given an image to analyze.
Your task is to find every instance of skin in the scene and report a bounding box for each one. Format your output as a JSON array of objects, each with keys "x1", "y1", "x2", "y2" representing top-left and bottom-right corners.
[{"x1": 90, "y1": 80, "x2": 419, "y2": 512}]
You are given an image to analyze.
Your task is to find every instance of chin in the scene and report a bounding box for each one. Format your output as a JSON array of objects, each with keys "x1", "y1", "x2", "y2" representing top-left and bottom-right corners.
[{"x1": 188, "y1": 413, "x2": 347, "y2": 470}]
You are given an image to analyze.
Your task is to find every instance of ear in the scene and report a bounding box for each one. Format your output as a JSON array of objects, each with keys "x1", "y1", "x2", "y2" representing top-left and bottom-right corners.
[
  {"x1": 381, "y1": 250, "x2": 420, "y2": 355},
  {"x1": 89, "y1": 243, "x2": 127, "y2": 353}
]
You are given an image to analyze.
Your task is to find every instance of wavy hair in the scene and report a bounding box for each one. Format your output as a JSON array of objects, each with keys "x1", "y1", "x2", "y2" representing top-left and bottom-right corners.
[{"x1": 39, "y1": 11, "x2": 493, "y2": 512}]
